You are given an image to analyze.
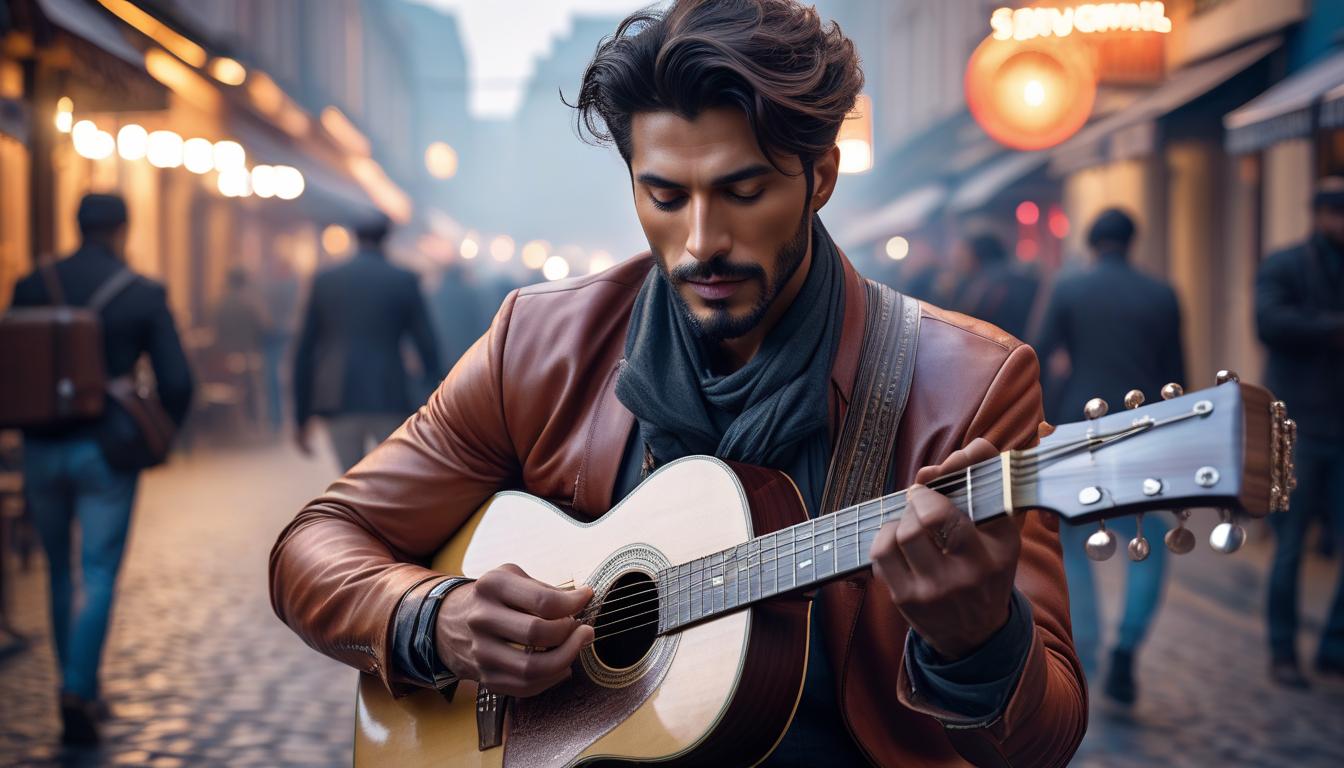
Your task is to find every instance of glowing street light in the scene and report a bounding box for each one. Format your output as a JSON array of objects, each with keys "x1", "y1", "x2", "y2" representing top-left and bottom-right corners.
[
  {"x1": 209, "y1": 57, "x2": 247, "y2": 86},
  {"x1": 75, "y1": 128, "x2": 116, "y2": 160},
  {"x1": 589, "y1": 250, "x2": 614, "y2": 273},
  {"x1": 251, "y1": 165, "x2": 277, "y2": 198},
  {"x1": 217, "y1": 167, "x2": 252, "y2": 197},
  {"x1": 425, "y1": 141, "x2": 458, "y2": 179},
  {"x1": 489, "y1": 235, "x2": 515, "y2": 262},
  {"x1": 116, "y1": 124, "x2": 148, "y2": 160},
  {"x1": 543, "y1": 255, "x2": 571, "y2": 281},
  {"x1": 274, "y1": 165, "x2": 305, "y2": 200},
  {"x1": 521, "y1": 240, "x2": 550, "y2": 270},
  {"x1": 213, "y1": 140, "x2": 245, "y2": 171},
  {"x1": 322, "y1": 224, "x2": 352, "y2": 256},
  {"x1": 460, "y1": 233, "x2": 479, "y2": 260},
  {"x1": 146, "y1": 130, "x2": 184, "y2": 168},
  {"x1": 837, "y1": 94, "x2": 874, "y2": 174},
  {"x1": 54, "y1": 96, "x2": 74, "y2": 133},
  {"x1": 885, "y1": 236, "x2": 910, "y2": 260},
  {"x1": 183, "y1": 137, "x2": 215, "y2": 174}
]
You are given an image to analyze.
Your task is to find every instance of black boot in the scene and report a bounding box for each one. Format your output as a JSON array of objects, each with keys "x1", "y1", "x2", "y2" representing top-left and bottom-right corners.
[
  {"x1": 58, "y1": 692, "x2": 100, "y2": 745},
  {"x1": 1103, "y1": 648, "x2": 1137, "y2": 706}
]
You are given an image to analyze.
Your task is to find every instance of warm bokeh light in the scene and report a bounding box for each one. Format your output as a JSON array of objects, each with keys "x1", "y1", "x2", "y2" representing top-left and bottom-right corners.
[
  {"x1": 588, "y1": 249, "x2": 613, "y2": 274},
  {"x1": 543, "y1": 255, "x2": 571, "y2": 281},
  {"x1": 1016, "y1": 237, "x2": 1039, "y2": 261},
  {"x1": 117, "y1": 124, "x2": 148, "y2": 160},
  {"x1": 97, "y1": 0, "x2": 207, "y2": 66},
  {"x1": 489, "y1": 235, "x2": 515, "y2": 262},
  {"x1": 209, "y1": 57, "x2": 247, "y2": 86},
  {"x1": 1023, "y1": 79, "x2": 1046, "y2": 107},
  {"x1": 321, "y1": 106, "x2": 372, "y2": 157},
  {"x1": 71, "y1": 119, "x2": 97, "y2": 144},
  {"x1": 460, "y1": 234, "x2": 479, "y2": 260},
  {"x1": 885, "y1": 236, "x2": 910, "y2": 260},
  {"x1": 1048, "y1": 206, "x2": 1070, "y2": 239},
  {"x1": 322, "y1": 224, "x2": 352, "y2": 256},
  {"x1": 836, "y1": 94, "x2": 874, "y2": 174},
  {"x1": 251, "y1": 165, "x2": 277, "y2": 198},
  {"x1": 182, "y1": 138, "x2": 215, "y2": 174},
  {"x1": 75, "y1": 128, "x2": 115, "y2": 160},
  {"x1": 146, "y1": 130, "x2": 184, "y2": 168},
  {"x1": 213, "y1": 140, "x2": 245, "y2": 171},
  {"x1": 54, "y1": 97, "x2": 73, "y2": 133},
  {"x1": 425, "y1": 141, "x2": 459, "y2": 179},
  {"x1": 521, "y1": 240, "x2": 550, "y2": 269},
  {"x1": 217, "y1": 167, "x2": 252, "y2": 197},
  {"x1": 1016, "y1": 201, "x2": 1040, "y2": 226},
  {"x1": 274, "y1": 165, "x2": 305, "y2": 200},
  {"x1": 965, "y1": 36, "x2": 1096, "y2": 151}
]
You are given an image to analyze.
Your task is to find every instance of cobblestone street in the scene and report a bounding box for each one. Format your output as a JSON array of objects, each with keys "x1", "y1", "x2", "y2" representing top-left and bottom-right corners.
[{"x1": 1, "y1": 444, "x2": 1342, "y2": 767}]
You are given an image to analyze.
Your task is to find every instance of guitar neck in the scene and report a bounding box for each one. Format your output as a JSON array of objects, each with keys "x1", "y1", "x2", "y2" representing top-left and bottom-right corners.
[{"x1": 655, "y1": 454, "x2": 1031, "y2": 635}]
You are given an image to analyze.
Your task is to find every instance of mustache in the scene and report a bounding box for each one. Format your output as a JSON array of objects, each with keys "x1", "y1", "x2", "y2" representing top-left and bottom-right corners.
[{"x1": 667, "y1": 255, "x2": 765, "y2": 283}]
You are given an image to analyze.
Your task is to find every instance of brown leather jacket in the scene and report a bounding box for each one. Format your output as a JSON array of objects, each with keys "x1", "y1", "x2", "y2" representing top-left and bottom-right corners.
[{"x1": 269, "y1": 251, "x2": 1086, "y2": 767}]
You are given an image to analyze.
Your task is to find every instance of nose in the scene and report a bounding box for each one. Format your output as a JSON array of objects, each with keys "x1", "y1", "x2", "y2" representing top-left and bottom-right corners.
[{"x1": 685, "y1": 196, "x2": 731, "y2": 263}]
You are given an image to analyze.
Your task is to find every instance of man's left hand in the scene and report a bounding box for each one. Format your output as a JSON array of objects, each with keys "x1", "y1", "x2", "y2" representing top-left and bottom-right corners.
[{"x1": 869, "y1": 437, "x2": 1020, "y2": 661}]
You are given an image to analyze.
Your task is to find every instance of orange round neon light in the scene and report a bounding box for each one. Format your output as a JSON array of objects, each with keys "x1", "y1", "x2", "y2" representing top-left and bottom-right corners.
[{"x1": 965, "y1": 36, "x2": 1096, "y2": 151}]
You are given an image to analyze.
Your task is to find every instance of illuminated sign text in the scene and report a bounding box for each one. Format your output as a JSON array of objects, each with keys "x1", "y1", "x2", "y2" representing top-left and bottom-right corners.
[{"x1": 991, "y1": 2, "x2": 1173, "y2": 41}]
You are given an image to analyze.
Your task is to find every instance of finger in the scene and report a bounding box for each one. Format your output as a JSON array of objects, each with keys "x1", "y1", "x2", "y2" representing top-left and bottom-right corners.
[
  {"x1": 495, "y1": 623, "x2": 593, "y2": 682},
  {"x1": 895, "y1": 485, "x2": 948, "y2": 572},
  {"x1": 483, "y1": 566, "x2": 594, "y2": 619},
  {"x1": 909, "y1": 483, "x2": 977, "y2": 558},
  {"x1": 869, "y1": 515, "x2": 913, "y2": 597},
  {"x1": 914, "y1": 438, "x2": 1000, "y2": 485},
  {"x1": 474, "y1": 609, "x2": 580, "y2": 649}
]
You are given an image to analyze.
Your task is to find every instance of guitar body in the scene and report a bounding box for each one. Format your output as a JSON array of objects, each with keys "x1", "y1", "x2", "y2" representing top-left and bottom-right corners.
[{"x1": 354, "y1": 456, "x2": 812, "y2": 767}]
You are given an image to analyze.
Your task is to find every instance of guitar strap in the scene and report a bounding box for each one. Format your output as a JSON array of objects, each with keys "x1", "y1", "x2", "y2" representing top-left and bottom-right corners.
[{"x1": 820, "y1": 280, "x2": 921, "y2": 514}]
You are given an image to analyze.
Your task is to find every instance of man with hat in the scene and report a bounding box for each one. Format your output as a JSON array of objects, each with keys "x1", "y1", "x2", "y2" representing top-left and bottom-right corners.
[
  {"x1": 292, "y1": 213, "x2": 443, "y2": 471},
  {"x1": 10, "y1": 192, "x2": 194, "y2": 744},
  {"x1": 1257, "y1": 176, "x2": 1344, "y2": 688}
]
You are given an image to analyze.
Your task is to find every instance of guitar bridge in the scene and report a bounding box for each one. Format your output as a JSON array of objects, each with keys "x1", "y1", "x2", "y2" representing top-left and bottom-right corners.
[{"x1": 476, "y1": 685, "x2": 508, "y2": 751}]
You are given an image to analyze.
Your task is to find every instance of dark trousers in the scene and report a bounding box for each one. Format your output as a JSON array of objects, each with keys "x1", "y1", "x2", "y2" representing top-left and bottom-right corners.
[{"x1": 1267, "y1": 436, "x2": 1344, "y2": 665}]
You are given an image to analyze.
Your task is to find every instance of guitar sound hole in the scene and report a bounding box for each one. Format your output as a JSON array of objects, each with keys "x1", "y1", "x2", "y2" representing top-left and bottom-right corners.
[{"x1": 591, "y1": 571, "x2": 658, "y2": 671}]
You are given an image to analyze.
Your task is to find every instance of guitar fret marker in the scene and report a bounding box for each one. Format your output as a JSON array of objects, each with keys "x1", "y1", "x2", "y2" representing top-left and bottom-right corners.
[{"x1": 798, "y1": 559, "x2": 812, "y2": 569}]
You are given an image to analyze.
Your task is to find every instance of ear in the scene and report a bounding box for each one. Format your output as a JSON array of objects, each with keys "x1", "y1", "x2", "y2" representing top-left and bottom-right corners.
[{"x1": 810, "y1": 145, "x2": 841, "y2": 212}]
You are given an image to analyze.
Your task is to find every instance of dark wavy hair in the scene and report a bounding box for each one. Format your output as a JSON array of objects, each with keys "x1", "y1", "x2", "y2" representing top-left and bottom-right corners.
[{"x1": 571, "y1": 0, "x2": 864, "y2": 175}]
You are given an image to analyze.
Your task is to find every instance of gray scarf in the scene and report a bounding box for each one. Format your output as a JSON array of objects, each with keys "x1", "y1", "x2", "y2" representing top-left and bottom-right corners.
[{"x1": 616, "y1": 215, "x2": 845, "y2": 469}]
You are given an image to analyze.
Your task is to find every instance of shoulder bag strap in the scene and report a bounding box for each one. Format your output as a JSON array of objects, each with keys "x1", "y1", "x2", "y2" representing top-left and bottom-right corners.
[
  {"x1": 86, "y1": 268, "x2": 139, "y2": 313},
  {"x1": 820, "y1": 279, "x2": 921, "y2": 513}
]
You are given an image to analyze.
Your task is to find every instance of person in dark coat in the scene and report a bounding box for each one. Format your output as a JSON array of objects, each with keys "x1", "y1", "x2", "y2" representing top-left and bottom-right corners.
[
  {"x1": 9, "y1": 193, "x2": 194, "y2": 744},
  {"x1": 1257, "y1": 176, "x2": 1344, "y2": 689},
  {"x1": 430, "y1": 261, "x2": 487, "y2": 369},
  {"x1": 292, "y1": 214, "x2": 443, "y2": 471},
  {"x1": 949, "y1": 233, "x2": 1038, "y2": 340},
  {"x1": 1032, "y1": 208, "x2": 1185, "y2": 707}
]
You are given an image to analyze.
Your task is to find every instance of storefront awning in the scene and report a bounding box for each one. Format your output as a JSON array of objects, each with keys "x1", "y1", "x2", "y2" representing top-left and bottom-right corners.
[
  {"x1": 36, "y1": 0, "x2": 143, "y2": 67},
  {"x1": 1052, "y1": 37, "x2": 1280, "y2": 173},
  {"x1": 948, "y1": 151, "x2": 1048, "y2": 213},
  {"x1": 228, "y1": 116, "x2": 382, "y2": 222},
  {"x1": 1225, "y1": 48, "x2": 1344, "y2": 153},
  {"x1": 843, "y1": 184, "x2": 946, "y2": 247}
]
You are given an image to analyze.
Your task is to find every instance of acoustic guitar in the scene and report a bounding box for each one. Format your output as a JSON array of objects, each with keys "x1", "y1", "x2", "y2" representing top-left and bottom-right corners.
[{"x1": 354, "y1": 378, "x2": 1295, "y2": 767}]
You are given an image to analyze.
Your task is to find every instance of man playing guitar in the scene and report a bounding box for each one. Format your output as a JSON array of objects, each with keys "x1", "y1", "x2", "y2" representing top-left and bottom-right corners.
[{"x1": 270, "y1": 2, "x2": 1086, "y2": 765}]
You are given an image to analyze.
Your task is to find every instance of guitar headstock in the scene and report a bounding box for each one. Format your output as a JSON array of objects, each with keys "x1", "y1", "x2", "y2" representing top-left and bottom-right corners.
[{"x1": 1014, "y1": 373, "x2": 1295, "y2": 557}]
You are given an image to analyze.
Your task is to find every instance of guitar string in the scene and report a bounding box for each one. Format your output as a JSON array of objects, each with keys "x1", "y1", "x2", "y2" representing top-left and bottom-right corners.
[
  {"x1": 578, "y1": 471, "x2": 1003, "y2": 623},
  {"x1": 584, "y1": 480, "x2": 1004, "y2": 632},
  {"x1": 571, "y1": 457, "x2": 1016, "y2": 613},
  {"x1": 583, "y1": 477, "x2": 1004, "y2": 625},
  {"x1": 579, "y1": 466, "x2": 1015, "y2": 623}
]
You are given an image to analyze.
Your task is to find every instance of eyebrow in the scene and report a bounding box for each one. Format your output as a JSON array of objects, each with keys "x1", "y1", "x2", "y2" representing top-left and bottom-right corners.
[{"x1": 636, "y1": 163, "x2": 772, "y2": 190}]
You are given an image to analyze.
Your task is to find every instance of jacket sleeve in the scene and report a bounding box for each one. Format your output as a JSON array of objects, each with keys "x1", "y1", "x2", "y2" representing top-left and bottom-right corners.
[
  {"x1": 896, "y1": 343, "x2": 1088, "y2": 768},
  {"x1": 269, "y1": 291, "x2": 522, "y2": 694},
  {"x1": 1256, "y1": 250, "x2": 1344, "y2": 351}
]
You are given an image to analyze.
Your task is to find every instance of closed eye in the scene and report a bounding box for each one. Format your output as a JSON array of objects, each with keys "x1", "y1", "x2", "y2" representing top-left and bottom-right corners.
[{"x1": 649, "y1": 193, "x2": 687, "y2": 212}]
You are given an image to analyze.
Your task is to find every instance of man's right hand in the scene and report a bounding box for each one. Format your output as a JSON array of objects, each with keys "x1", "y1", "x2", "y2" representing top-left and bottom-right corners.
[{"x1": 435, "y1": 563, "x2": 595, "y2": 698}]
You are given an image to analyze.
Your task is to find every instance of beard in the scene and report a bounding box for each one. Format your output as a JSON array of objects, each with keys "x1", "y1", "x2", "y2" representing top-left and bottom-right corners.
[{"x1": 656, "y1": 208, "x2": 812, "y2": 342}]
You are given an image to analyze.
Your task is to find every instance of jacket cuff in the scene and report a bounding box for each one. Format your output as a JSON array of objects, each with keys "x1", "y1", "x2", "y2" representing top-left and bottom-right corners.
[
  {"x1": 379, "y1": 573, "x2": 451, "y2": 696},
  {"x1": 903, "y1": 589, "x2": 1034, "y2": 726}
]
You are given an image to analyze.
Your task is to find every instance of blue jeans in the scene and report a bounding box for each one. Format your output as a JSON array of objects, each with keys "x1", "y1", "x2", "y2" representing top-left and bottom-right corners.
[
  {"x1": 1061, "y1": 514, "x2": 1169, "y2": 674},
  {"x1": 1267, "y1": 436, "x2": 1344, "y2": 665},
  {"x1": 23, "y1": 437, "x2": 138, "y2": 700}
]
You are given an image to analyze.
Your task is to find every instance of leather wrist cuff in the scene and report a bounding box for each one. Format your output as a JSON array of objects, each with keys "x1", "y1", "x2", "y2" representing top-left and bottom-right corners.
[{"x1": 413, "y1": 576, "x2": 475, "y2": 694}]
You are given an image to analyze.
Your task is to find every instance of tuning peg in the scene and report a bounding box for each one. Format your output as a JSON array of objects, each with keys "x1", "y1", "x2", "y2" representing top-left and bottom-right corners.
[
  {"x1": 1161, "y1": 383, "x2": 1184, "y2": 400},
  {"x1": 1124, "y1": 390, "x2": 1145, "y2": 410},
  {"x1": 1215, "y1": 369, "x2": 1240, "y2": 385},
  {"x1": 1083, "y1": 397, "x2": 1109, "y2": 420},
  {"x1": 1209, "y1": 510, "x2": 1246, "y2": 554},
  {"x1": 1085, "y1": 522, "x2": 1117, "y2": 561},
  {"x1": 1127, "y1": 513, "x2": 1150, "y2": 561},
  {"x1": 1164, "y1": 510, "x2": 1196, "y2": 554}
]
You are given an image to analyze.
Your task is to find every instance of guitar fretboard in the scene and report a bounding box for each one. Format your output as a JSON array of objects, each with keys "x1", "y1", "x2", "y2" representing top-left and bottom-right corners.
[{"x1": 654, "y1": 456, "x2": 1019, "y2": 634}]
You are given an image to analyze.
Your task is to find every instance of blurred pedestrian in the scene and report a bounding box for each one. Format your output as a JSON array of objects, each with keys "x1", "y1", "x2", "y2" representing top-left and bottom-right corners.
[
  {"x1": 1033, "y1": 208, "x2": 1185, "y2": 706},
  {"x1": 8, "y1": 193, "x2": 194, "y2": 744},
  {"x1": 259, "y1": 257, "x2": 301, "y2": 433},
  {"x1": 292, "y1": 214, "x2": 443, "y2": 471},
  {"x1": 1256, "y1": 176, "x2": 1344, "y2": 689},
  {"x1": 949, "y1": 233, "x2": 1038, "y2": 340},
  {"x1": 210, "y1": 267, "x2": 266, "y2": 425},
  {"x1": 430, "y1": 260, "x2": 486, "y2": 369}
]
